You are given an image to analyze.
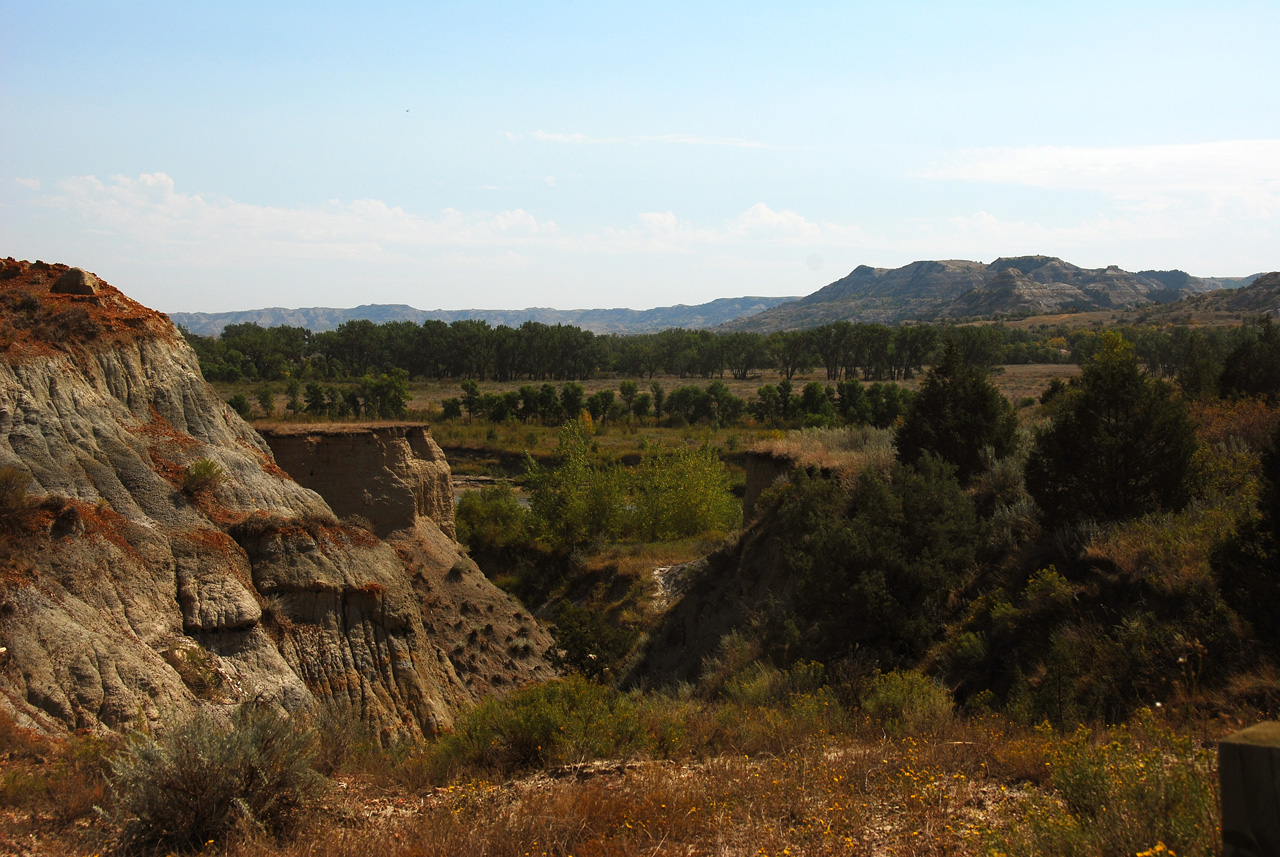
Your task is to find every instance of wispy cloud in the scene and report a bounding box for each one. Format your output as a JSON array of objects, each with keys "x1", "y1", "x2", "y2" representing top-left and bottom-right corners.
[
  {"x1": 39, "y1": 173, "x2": 560, "y2": 264},
  {"x1": 571, "y1": 203, "x2": 864, "y2": 255},
  {"x1": 922, "y1": 140, "x2": 1280, "y2": 218},
  {"x1": 14, "y1": 177, "x2": 41, "y2": 190},
  {"x1": 508, "y1": 130, "x2": 784, "y2": 149},
  {"x1": 32, "y1": 175, "x2": 859, "y2": 262}
]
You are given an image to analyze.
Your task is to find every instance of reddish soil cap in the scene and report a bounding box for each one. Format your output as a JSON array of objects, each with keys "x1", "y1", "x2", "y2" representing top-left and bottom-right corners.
[{"x1": 0, "y1": 258, "x2": 178, "y2": 360}]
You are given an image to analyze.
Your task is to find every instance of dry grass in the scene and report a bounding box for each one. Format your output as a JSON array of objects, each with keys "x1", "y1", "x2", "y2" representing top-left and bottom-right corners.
[
  {"x1": 1082, "y1": 505, "x2": 1238, "y2": 595},
  {"x1": 988, "y1": 364, "x2": 1080, "y2": 403},
  {"x1": 227, "y1": 733, "x2": 994, "y2": 857},
  {"x1": 0, "y1": 701, "x2": 1229, "y2": 857},
  {"x1": 749, "y1": 426, "x2": 896, "y2": 477},
  {"x1": 215, "y1": 712, "x2": 1218, "y2": 857}
]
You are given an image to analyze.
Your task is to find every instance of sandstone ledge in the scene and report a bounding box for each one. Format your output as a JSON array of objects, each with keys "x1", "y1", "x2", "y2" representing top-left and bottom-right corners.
[{"x1": 259, "y1": 423, "x2": 456, "y2": 541}]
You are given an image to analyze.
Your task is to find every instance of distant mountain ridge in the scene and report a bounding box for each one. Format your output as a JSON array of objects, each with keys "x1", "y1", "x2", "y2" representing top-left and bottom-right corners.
[
  {"x1": 170, "y1": 295, "x2": 800, "y2": 336},
  {"x1": 1161, "y1": 271, "x2": 1280, "y2": 318},
  {"x1": 172, "y1": 256, "x2": 1267, "y2": 337},
  {"x1": 718, "y1": 256, "x2": 1262, "y2": 332}
]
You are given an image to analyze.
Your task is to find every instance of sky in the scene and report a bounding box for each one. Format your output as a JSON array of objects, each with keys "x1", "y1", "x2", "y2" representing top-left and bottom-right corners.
[{"x1": 2, "y1": 1, "x2": 1278, "y2": 314}]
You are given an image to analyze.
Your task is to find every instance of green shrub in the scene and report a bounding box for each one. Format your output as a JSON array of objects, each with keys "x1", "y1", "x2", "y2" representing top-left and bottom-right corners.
[
  {"x1": 723, "y1": 662, "x2": 786, "y2": 706},
  {"x1": 227, "y1": 393, "x2": 251, "y2": 418},
  {"x1": 698, "y1": 630, "x2": 763, "y2": 697},
  {"x1": 182, "y1": 458, "x2": 224, "y2": 494},
  {"x1": 1027, "y1": 332, "x2": 1198, "y2": 523},
  {"x1": 107, "y1": 704, "x2": 323, "y2": 852},
  {"x1": 548, "y1": 602, "x2": 637, "y2": 681},
  {"x1": 628, "y1": 443, "x2": 740, "y2": 540},
  {"x1": 722, "y1": 660, "x2": 827, "y2": 706},
  {"x1": 768, "y1": 459, "x2": 979, "y2": 669},
  {"x1": 988, "y1": 716, "x2": 1219, "y2": 856},
  {"x1": 421, "y1": 677, "x2": 646, "y2": 782},
  {"x1": 861, "y1": 670, "x2": 953, "y2": 734},
  {"x1": 895, "y1": 344, "x2": 1017, "y2": 483},
  {"x1": 525, "y1": 420, "x2": 627, "y2": 550},
  {"x1": 455, "y1": 483, "x2": 532, "y2": 554}
]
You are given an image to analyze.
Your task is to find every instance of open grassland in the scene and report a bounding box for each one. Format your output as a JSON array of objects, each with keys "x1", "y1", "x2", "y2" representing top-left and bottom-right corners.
[
  {"x1": 212, "y1": 364, "x2": 1081, "y2": 424},
  {"x1": 216, "y1": 364, "x2": 1080, "y2": 480}
]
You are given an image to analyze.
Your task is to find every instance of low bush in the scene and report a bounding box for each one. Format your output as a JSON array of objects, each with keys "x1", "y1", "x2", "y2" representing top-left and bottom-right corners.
[
  {"x1": 307, "y1": 698, "x2": 380, "y2": 776},
  {"x1": 182, "y1": 458, "x2": 225, "y2": 494},
  {"x1": 548, "y1": 602, "x2": 638, "y2": 681},
  {"x1": 227, "y1": 393, "x2": 252, "y2": 418},
  {"x1": 861, "y1": 669, "x2": 953, "y2": 735},
  {"x1": 0, "y1": 725, "x2": 113, "y2": 826},
  {"x1": 416, "y1": 677, "x2": 648, "y2": 782},
  {"x1": 107, "y1": 704, "x2": 322, "y2": 853},
  {"x1": 455, "y1": 483, "x2": 533, "y2": 555},
  {"x1": 160, "y1": 642, "x2": 227, "y2": 700},
  {"x1": 985, "y1": 714, "x2": 1219, "y2": 856}
]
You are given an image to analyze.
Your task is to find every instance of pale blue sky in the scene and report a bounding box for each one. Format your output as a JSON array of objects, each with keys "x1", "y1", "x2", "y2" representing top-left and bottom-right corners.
[{"x1": 2, "y1": 1, "x2": 1277, "y2": 313}]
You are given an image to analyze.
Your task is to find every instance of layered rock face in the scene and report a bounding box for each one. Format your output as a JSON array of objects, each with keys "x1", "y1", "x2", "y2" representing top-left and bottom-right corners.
[
  {"x1": 260, "y1": 424, "x2": 456, "y2": 540},
  {"x1": 0, "y1": 259, "x2": 552, "y2": 738}
]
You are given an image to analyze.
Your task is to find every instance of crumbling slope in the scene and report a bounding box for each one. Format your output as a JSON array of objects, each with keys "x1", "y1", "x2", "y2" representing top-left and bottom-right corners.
[{"x1": 0, "y1": 259, "x2": 552, "y2": 738}]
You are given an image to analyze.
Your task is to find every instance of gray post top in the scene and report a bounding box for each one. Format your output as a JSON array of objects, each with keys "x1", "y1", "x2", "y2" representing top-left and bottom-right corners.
[{"x1": 1221, "y1": 721, "x2": 1280, "y2": 747}]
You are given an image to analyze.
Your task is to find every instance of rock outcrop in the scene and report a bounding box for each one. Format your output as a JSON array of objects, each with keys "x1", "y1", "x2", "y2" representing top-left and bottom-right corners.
[
  {"x1": 260, "y1": 424, "x2": 456, "y2": 540},
  {"x1": 0, "y1": 258, "x2": 552, "y2": 739},
  {"x1": 50, "y1": 267, "x2": 99, "y2": 296},
  {"x1": 741, "y1": 450, "x2": 795, "y2": 521},
  {"x1": 719, "y1": 256, "x2": 1261, "y2": 331}
]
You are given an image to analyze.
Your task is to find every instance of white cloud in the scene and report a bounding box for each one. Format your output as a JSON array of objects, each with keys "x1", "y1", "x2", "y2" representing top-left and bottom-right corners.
[
  {"x1": 922, "y1": 140, "x2": 1280, "y2": 218},
  {"x1": 576, "y1": 204, "x2": 866, "y2": 255},
  {"x1": 38, "y1": 173, "x2": 559, "y2": 264},
  {"x1": 14, "y1": 177, "x2": 41, "y2": 190},
  {"x1": 29, "y1": 175, "x2": 867, "y2": 264},
  {"x1": 11, "y1": 173, "x2": 897, "y2": 309}
]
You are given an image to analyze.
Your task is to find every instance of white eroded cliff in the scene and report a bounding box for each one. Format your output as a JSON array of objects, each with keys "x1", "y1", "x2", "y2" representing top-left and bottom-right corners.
[{"x1": 0, "y1": 259, "x2": 552, "y2": 738}]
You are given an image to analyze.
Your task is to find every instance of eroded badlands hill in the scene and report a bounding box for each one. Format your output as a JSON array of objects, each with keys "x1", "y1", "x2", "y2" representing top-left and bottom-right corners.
[{"x1": 0, "y1": 259, "x2": 552, "y2": 739}]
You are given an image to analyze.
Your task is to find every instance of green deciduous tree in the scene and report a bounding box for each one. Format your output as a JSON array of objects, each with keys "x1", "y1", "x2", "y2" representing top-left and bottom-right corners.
[
  {"x1": 629, "y1": 443, "x2": 740, "y2": 540},
  {"x1": 525, "y1": 420, "x2": 626, "y2": 550},
  {"x1": 1026, "y1": 332, "x2": 1198, "y2": 522},
  {"x1": 359, "y1": 368, "x2": 410, "y2": 419}
]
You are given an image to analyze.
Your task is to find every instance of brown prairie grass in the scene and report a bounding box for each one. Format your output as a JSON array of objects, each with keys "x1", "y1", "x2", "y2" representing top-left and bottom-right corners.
[
  {"x1": 217, "y1": 708, "x2": 1219, "y2": 857},
  {"x1": 227, "y1": 735, "x2": 988, "y2": 857},
  {"x1": 1082, "y1": 505, "x2": 1239, "y2": 595},
  {"x1": 749, "y1": 426, "x2": 896, "y2": 477},
  {"x1": 2, "y1": 701, "x2": 1224, "y2": 857}
]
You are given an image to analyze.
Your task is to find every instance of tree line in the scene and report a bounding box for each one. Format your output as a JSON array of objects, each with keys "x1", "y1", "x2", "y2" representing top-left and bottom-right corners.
[
  {"x1": 440, "y1": 377, "x2": 915, "y2": 431},
  {"x1": 184, "y1": 317, "x2": 1079, "y2": 385}
]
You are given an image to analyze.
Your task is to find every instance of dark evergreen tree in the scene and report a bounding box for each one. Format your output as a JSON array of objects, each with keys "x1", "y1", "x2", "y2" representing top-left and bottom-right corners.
[
  {"x1": 1026, "y1": 332, "x2": 1197, "y2": 522},
  {"x1": 771, "y1": 457, "x2": 979, "y2": 667},
  {"x1": 1219, "y1": 316, "x2": 1280, "y2": 403},
  {"x1": 895, "y1": 345, "x2": 1017, "y2": 483}
]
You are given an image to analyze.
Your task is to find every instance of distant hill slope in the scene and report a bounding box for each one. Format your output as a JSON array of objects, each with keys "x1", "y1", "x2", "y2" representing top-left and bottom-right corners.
[
  {"x1": 717, "y1": 256, "x2": 1261, "y2": 332},
  {"x1": 170, "y1": 295, "x2": 799, "y2": 336},
  {"x1": 1155, "y1": 271, "x2": 1280, "y2": 318}
]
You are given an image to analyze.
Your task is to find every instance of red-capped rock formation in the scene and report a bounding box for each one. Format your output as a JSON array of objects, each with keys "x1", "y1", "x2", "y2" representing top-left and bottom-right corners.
[{"x1": 0, "y1": 258, "x2": 552, "y2": 739}]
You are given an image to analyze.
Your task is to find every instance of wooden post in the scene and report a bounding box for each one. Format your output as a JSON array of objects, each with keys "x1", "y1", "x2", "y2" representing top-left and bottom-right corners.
[{"x1": 1220, "y1": 721, "x2": 1280, "y2": 857}]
